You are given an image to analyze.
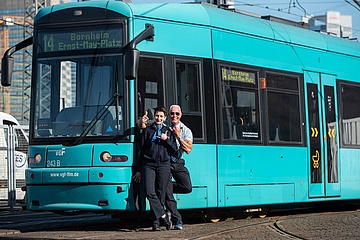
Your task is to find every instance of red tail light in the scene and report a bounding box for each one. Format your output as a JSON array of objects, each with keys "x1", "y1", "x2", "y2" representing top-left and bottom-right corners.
[{"x1": 117, "y1": 186, "x2": 123, "y2": 193}]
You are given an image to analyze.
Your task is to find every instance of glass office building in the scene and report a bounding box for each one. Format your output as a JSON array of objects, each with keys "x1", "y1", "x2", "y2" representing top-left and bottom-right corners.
[{"x1": 0, "y1": 0, "x2": 69, "y2": 124}]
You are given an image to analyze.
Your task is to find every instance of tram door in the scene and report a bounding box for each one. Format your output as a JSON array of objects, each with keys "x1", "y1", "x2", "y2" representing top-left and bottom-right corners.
[{"x1": 305, "y1": 71, "x2": 340, "y2": 198}]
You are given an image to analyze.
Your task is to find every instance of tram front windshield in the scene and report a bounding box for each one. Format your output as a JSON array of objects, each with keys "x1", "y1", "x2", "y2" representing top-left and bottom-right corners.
[{"x1": 32, "y1": 25, "x2": 124, "y2": 141}]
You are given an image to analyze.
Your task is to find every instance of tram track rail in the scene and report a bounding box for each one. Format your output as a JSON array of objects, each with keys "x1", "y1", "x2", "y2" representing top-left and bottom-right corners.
[
  {"x1": 1, "y1": 204, "x2": 359, "y2": 239},
  {"x1": 188, "y1": 220, "x2": 272, "y2": 240},
  {"x1": 185, "y1": 216, "x2": 308, "y2": 240},
  {"x1": 272, "y1": 219, "x2": 305, "y2": 240}
]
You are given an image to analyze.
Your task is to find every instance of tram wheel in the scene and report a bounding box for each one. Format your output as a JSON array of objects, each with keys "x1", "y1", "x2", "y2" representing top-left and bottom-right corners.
[
  {"x1": 202, "y1": 209, "x2": 222, "y2": 223},
  {"x1": 257, "y1": 207, "x2": 270, "y2": 219},
  {"x1": 210, "y1": 218, "x2": 220, "y2": 223}
]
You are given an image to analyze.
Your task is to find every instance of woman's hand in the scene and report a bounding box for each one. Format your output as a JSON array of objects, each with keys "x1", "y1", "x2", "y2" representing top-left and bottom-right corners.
[
  {"x1": 159, "y1": 130, "x2": 169, "y2": 141},
  {"x1": 133, "y1": 171, "x2": 141, "y2": 183},
  {"x1": 138, "y1": 111, "x2": 149, "y2": 129}
]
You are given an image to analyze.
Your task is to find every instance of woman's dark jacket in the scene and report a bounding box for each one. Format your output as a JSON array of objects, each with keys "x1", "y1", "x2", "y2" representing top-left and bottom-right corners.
[{"x1": 137, "y1": 123, "x2": 178, "y2": 171}]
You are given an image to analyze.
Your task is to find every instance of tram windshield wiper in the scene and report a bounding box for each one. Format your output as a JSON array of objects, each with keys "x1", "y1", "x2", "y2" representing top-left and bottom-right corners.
[{"x1": 65, "y1": 94, "x2": 122, "y2": 146}]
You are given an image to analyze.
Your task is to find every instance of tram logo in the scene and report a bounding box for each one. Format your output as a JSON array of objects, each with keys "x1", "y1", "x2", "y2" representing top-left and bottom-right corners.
[{"x1": 48, "y1": 148, "x2": 66, "y2": 156}]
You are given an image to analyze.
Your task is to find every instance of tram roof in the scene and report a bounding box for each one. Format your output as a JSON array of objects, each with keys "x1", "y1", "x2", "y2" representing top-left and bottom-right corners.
[
  {"x1": 129, "y1": 2, "x2": 360, "y2": 58},
  {"x1": 37, "y1": 1, "x2": 360, "y2": 58}
]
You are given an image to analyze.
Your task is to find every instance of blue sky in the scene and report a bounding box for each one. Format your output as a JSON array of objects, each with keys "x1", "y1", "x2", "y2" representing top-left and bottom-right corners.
[{"x1": 131, "y1": 0, "x2": 360, "y2": 40}]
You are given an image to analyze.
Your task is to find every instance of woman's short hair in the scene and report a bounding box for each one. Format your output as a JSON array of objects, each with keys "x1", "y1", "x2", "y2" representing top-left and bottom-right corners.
[{"x1": 153, "y1": 106, "x2": 168, "y2": 116}]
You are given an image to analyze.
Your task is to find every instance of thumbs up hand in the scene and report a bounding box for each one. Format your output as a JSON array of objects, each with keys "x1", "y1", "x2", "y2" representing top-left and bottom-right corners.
[{"x1": 159, "y1": 130, "x2": 169, "y2": 141}]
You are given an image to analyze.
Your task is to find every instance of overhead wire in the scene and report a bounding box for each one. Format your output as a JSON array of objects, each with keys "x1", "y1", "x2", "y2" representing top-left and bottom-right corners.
[
  {"x1": 295, "y1": 0, "x2": 307, "y2": 15},
  {"x1": 234, "y1": 1, "x2": 359, "y2": 16},
  {"x1": 233, "y1": 1, "x2": 360, "y2": 40},
  {"x1": 344, "y1": 0, "x2": 360, "y2": 11},
  {"x1": 234, "y1": 1, "x2": 306, "y2": 18}
]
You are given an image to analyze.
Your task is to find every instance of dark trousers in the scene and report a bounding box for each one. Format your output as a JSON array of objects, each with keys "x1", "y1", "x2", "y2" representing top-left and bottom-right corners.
[
  {"x1": 172, "y1": 159, "x2": 192, "y2": 194},
  {"x1": 143, "y1": 163, "x2": 170, "y2": 223},
  {"x1": 165, "y1": 159, "x2": 192, "y2": 224}
]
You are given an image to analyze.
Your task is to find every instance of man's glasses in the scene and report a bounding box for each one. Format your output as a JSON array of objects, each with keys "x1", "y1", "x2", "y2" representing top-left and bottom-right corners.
[{"x1": 170, "y1": 112, "x2": 180, "y2": 116}]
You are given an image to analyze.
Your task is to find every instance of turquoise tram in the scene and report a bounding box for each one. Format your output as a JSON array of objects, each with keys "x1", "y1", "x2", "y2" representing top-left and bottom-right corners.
[{"x1": 2, "y1": 1, "x2": 360, "y2": 217}]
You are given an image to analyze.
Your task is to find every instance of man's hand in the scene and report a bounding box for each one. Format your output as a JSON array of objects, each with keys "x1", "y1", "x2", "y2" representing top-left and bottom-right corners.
[
  {"x1": 180, "y1": 139, "x2": 192, "y2": 154},
  {"x1": 171, "y1": 127, "x2": 193, "y2": 154},
  {"x1": 172, "y1": 126, "x2": 182, "y2": 138}
]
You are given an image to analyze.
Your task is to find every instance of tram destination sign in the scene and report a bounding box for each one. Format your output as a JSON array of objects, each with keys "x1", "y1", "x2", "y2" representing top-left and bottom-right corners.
[
  {"x1": 221, "y1": 67, "x2": 256, "y2": 84},
  {"x1": 38, "y1": 27, "x2": 122, "y2": 53}
]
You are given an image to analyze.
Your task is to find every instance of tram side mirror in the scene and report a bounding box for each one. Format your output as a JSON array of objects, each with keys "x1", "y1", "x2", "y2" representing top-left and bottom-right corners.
[
  {"x1": 1, "y1": 56, "x2": 14, "y2": 87},
  {"x1": 124, "y1": 48, "x2": 140, "y2": 80},
  {"x1": 124, "y1": 24, "x2": 154, "y2": 81},
  {"x1": 1, "y1": 37, "x2": 32, "y2": 87}
]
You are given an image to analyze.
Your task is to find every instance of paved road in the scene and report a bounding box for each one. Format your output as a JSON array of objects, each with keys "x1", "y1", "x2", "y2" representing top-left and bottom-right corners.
[
  {"x1": 275, "y1": 210, "x2": 360, "y2": 239},
  {"x1": 0, "y1": 205, "x2": 359, "y2": 239}
]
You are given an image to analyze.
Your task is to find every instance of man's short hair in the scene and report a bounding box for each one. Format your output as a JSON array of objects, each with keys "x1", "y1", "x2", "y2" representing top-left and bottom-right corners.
[{"x1": 169, "y1": 104, "x2": 181, "y2": 112}]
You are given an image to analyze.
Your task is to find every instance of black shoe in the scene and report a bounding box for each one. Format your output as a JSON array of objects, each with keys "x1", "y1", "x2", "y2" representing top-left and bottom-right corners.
[
  {"x1": 161, "y1": 213, "x2": 172, "y2": 230},
  {"x1": 152, "y1": 223, "x2": 161, "y2": 231}
]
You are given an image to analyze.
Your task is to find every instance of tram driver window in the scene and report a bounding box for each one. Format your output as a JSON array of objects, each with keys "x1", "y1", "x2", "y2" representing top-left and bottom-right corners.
[
  {"x1": 137, "y1": 56, "x2": 164, "y2": 122},
  {"x1": 220, "y1": 66, "x2": 260, "y2": 141},
  {"x1": 266, "y1": 73, "x2": 301, "y2": 143}
]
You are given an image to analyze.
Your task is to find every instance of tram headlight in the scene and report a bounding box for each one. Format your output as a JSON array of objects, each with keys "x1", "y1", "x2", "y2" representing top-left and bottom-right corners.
[
  {"x1": 35, "y1": 154, "x2": 41, "y2": 163},
  {"x1": 100, "y1": 151, "x2": 112, "y2": 162},
  {"x1": 100, "y1": 151, "x2": 128, "y2": 162},
  {"x1": 28, "y1": 153, "x2": 42, "y2": 164}
]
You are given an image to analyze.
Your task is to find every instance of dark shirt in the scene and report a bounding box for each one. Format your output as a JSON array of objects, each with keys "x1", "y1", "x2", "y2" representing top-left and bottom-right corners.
[{"x1": 138, "y1": 123, "x2": 178, "y2": 171}]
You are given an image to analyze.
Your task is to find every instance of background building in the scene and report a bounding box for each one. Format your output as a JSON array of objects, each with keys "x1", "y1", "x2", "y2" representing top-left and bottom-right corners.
[
  {"x1": 0, "y1": 0, "x2": 68, "y2": 125},
  {"x1": 307, "y1": 11, "x2": 353, "y2": 39},
  {"x1": 0, "y1": 1, "x2": 29, "y2": 123}
]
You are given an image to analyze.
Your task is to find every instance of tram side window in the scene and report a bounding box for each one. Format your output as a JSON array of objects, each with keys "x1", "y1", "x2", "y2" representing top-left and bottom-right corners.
[
  {"x1": 266, "y1": 73, "x2": 301, "y2": 143},
  {"x1": 340, "y1": 83, "x2": 360, "y2": 146},
  {"x1": 137, "y1": 57, "x2": 164, "y2": 121},
  {"x1": 176, "y1": 61, "x2": 203, "y2": 139},
  {"x1": 220, "y1": 66, "x2": 260, "y2": 141}
]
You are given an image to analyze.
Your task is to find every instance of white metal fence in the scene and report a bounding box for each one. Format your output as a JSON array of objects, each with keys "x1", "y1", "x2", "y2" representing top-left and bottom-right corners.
[{"x1": 0, "y1": 125, "x2": 28, "y2": 210}]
